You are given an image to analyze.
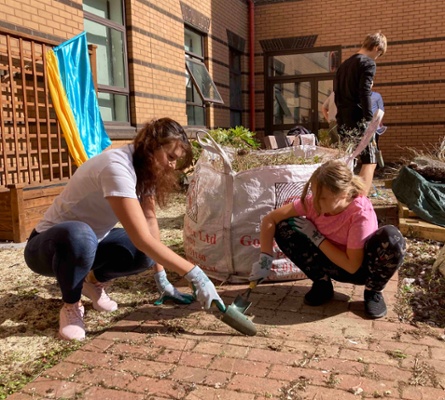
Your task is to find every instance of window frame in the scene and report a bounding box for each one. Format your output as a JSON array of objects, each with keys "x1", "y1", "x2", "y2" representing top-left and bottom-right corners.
[
  {"x1": 264, "y1": 46, "x2": 341, "y2": 135},
  {"x1": 185, "y1": 57, "x2": 224, "y2": 104},
  {"x1": 229, "y1": 47, "x2": 243, "y2": 127},
  {"x1": 185, "y1": 25, "x2": 223, "y2": 126},
  {"x1": 83, "y1": 3, "x2": 131, "y2": 127}
]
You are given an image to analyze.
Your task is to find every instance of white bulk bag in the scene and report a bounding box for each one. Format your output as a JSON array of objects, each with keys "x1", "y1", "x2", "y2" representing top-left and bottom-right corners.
[{"x1": 183, "y1": 138, "x2": 333, "y2": 283}]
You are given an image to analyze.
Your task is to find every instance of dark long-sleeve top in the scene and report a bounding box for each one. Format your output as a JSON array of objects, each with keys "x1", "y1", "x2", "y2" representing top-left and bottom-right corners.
[{"x1": 334, "y1": 54, "x2": 376, "y2": 131}]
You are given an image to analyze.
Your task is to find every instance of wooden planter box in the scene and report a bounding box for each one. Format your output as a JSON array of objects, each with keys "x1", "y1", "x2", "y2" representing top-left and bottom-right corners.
[
  {"x1": 0, "y1": 182, "x2": 67, "y2": 243},
  {"x1": 398, "y1": 202, "x2": 445, "y2": 242}
]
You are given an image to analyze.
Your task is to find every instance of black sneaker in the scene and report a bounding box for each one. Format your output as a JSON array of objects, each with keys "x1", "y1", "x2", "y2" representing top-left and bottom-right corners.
[
  {"x1": 364, "y1": 290, "x2": 387, "y2": 318},
  {"x1": 304, "y1": 279, "x2": 334, "y2": 306}
]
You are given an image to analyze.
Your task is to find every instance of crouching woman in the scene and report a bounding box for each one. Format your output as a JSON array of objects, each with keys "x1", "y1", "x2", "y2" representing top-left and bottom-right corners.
[{"x1": 24, "y1": 118, "x2": 224, "y2": 340}]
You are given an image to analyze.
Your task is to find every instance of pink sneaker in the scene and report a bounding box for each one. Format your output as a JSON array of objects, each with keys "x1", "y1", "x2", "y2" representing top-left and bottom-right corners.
[
  {"x1": 82, "y1": 280, "x2": 118, "y2": 312},
  {"x1": 59, "y1": 303, "x2": 85, "y2": 341}
]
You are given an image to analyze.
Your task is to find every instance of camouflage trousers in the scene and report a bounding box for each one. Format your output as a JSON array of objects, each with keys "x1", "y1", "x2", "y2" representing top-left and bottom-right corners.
[{"x1": 275, "y1": 222, "x2": 406, "y2": 291}]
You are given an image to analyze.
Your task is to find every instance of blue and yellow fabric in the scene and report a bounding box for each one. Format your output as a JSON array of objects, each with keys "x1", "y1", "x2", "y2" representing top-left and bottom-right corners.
[{"x1": 47, "y1": 31, "x2": 111, "y2": 166}]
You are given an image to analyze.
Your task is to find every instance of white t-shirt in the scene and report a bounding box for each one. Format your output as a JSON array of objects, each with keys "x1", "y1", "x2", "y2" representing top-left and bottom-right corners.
[{"x1": 36, "y1": 144, "x2": 138, "y2": 241}]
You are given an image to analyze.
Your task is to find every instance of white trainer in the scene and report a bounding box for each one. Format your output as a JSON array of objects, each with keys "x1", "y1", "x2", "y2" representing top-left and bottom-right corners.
[
  {"x1": 82, "y1": 280, "x2": 118, "y2": 312},
  {"x1": 59, "y1": 302, "x2": 85, "y2": 341}
]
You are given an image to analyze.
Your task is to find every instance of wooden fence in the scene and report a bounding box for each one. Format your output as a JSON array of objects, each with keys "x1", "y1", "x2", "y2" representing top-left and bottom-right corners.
[{"x1": 0, "y1": 27, "x2": 96, "y2": 242}]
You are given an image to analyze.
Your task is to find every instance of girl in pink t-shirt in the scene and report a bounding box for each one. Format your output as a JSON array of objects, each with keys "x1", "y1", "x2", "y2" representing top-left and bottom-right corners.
[{"x1": 249, "y1": 159, "x2": 405, "y2": 319}]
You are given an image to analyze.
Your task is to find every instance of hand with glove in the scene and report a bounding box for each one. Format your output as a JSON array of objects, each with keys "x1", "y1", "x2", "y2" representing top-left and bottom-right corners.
[
  {"x1": 154, "y1": 269, "x2": 195, "y2": 305},
  {"x1": 184, "y1": 266, "x2": 225, "y2": 311},
  {"x1": 289, "y1": 217, "x2": 325, "y2": 247},
  {"x1": 249, "y1": 252, "x2": 273, "y2": 282}
]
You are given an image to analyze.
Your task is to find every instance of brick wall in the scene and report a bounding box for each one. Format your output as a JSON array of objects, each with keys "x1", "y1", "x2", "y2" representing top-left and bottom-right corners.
[
  {"x1": 125, "y1": 0, "x2": 249, "y2": 130},
  {"x1": 0, "y1": 0, "x2": 249, "y2": 132},
  {"x1": 0, "y1": 0, "x2": 83, "y2": 41},
  {"x1": 1, "y1": 0, "x2": 444, "y2": 162},
  {"x1": 253, "y1": 0, "x2": 445, "y2": 162},
  {"x1": 126, "y1": 1, "x2": 187, "y2": 127}
]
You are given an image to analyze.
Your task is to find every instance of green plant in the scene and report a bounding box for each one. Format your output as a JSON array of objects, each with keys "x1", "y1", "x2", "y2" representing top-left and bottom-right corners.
[
  {"x1": 207, "y1": 126, "x2": 261, "y2": 150},
  {"x1": 187, "y1": 126, "x2": 261, "y2": 174},
  {"x1": 385, "y1": 349, "x2": 407, "y2": 360},
  {"x1": 317, "y1": 128, "x2": 331, "y2": 147}
]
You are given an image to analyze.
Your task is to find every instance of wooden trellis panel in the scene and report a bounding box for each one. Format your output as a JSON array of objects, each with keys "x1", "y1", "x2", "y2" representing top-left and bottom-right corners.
[
  {"x1": 0, "y1": 28, "x2": 93, "y2": 242},
  {"x1": 0, "y1": 27, "x2": 76, "y2": 188}
]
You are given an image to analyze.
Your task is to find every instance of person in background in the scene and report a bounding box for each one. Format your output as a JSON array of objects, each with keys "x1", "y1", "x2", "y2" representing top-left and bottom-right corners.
[
  {"x1": 24, "y1": 118, "x2": 224, "y2": 340},
  {"x1": 371, "y1": 88, "x2": 387, "y2": 136},
  {"x1": 334, "y1": 32, "x2": 387, "y2": 195},
  {"x1": 369, "y1": 82, "x2": 387, "y2": 172},
  {"x1": 321, "y1": 91, "x2": 340, "y2": 144},
  {"x1": 249, "y1": 159, "x2": 405, "y2": 319}
]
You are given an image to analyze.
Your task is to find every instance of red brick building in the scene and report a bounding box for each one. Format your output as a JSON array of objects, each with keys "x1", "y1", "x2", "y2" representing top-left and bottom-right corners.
[{"x1": 2, "y1": 0, "x2": 444, "y2": 159}]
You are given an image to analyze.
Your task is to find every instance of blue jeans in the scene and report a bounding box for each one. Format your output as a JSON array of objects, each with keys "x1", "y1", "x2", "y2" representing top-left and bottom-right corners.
[
  {"x1": 24, "y1": 222, "x2": 154, "y2": 304},
  {"x1": 274, "y1": 223, "x2": 406, "y2": 292}
]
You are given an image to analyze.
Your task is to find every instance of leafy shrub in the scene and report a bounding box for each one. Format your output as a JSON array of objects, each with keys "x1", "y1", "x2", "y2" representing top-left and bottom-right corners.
[
  {"x1": 182, "y1": 126, "x2": 261, "y2": 185},
  {"x1": 206, "y1": 126, "x2": 261, "y2": 150},
  {"x1": 190, "y1": 125, "x2": 260, "y2": 165}
]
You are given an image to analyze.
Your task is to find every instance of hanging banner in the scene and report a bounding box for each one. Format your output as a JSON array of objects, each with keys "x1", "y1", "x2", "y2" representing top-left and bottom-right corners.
[{"x1": 47, "y1": 31, "x2": 111, "y2": 166}]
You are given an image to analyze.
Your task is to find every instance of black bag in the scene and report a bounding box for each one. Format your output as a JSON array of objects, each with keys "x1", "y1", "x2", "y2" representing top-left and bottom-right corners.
[
  {"x1": 288, "y1": 125, "x2": 312, "y2": 137},
  {"x1": 273, "y1": 125, "x2": 314, "y2": 148}
]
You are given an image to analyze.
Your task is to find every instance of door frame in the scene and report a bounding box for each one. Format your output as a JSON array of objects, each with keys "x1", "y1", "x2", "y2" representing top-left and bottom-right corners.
[{"x1": 264, "y1": 47, "x2": 340, "y2": 136}]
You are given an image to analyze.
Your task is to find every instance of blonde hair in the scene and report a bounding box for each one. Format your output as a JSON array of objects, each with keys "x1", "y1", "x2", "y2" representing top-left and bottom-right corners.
[
  {"x1": 301, "y1": 159, "x2": 366, "y2": 214},
  {"x1": 362, "y1": 31, "x2": 387, "y2": 56}
]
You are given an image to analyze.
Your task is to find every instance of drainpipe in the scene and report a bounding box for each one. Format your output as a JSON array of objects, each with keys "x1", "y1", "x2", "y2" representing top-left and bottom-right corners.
[{"x1": 248, "y1": 0, "x2": 255, "y2": 132}]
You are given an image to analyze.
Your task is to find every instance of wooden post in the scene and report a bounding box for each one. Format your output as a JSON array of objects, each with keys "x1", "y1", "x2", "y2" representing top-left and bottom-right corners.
[{"x1": 7, "y1": 183, "x2": 27, "y2": 243}]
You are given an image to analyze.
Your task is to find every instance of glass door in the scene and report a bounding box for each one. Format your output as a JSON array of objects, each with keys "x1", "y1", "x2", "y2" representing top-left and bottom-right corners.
[
  {"x1": 271, "y1": 78, "x2": 332, "y2": 136},
  {"x1": 265, "y1": 48, "x2": 340, "y2": 141},
  {"x1": 318, "y1": 79, "x2": 334, "y2": 130},
  {"x1": 273, "y1": 80, "x2": 311, "y2": 129}
]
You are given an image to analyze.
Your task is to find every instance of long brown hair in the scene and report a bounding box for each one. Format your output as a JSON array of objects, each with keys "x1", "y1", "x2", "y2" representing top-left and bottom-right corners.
[
  {"x1": 300, "y1": 159, "x2": 366, "y2": 214},
  {"x1": 133, "y1": 118, "x2": 193, "y2": 206}
]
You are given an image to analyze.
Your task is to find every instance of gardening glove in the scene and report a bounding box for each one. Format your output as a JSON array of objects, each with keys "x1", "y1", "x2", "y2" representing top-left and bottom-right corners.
[
  {"x1": 154, "y1": 270, "x2": 195, "y2": 305},
  {"x1": 289, "y1": 217, "x2": 325, "y2": 247},
  {"x1": 249, "y1": 253, "x2": 273, "y2": 282},
  {"x1": 184, "y1": 266, "x2": 225, "y2": 311}
]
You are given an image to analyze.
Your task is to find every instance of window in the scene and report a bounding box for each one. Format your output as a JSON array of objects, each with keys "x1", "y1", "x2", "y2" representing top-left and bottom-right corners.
[
  {"x1": 265, "y1": 48, "x2": 340, "y2": 135},
  {"x1": 83, "y1": 0, "x2": 129, "y2": 124},
  {"x1": 185, "y1": 27, "x2": 223, "y2": 126},
  {"x1": 268, "y1": 51, "x2": 341, "y2": 77},
  {"x1": 229, "y1": 48, "x2": 242, "y2": 127}
]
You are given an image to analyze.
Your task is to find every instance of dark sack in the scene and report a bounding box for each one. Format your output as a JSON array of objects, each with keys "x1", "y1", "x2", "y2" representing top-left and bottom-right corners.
[{"x1": 392, "y1": 166, "x2": 445, "y2": 227}]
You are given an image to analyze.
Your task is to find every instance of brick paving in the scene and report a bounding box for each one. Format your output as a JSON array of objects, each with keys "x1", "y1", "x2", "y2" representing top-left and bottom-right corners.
[{"x1": 8, "y1": 273, "x2": 445, "y2": 400}]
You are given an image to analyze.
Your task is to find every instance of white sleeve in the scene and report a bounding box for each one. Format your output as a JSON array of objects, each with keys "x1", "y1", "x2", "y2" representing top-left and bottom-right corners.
[{"x1": 99, "y1": 162, "x2": 138, "y2": 199}]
